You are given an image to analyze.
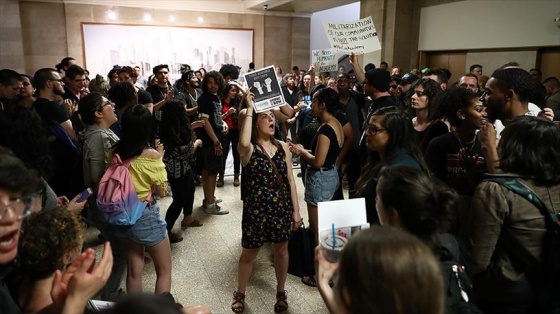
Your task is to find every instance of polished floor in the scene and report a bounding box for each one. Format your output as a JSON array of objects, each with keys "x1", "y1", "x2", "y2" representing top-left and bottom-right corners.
[{"x1": 85, "y1": 166, "x2": 335, "y2": 314}]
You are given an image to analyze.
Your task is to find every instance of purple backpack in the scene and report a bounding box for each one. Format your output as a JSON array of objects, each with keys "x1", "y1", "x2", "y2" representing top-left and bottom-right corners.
[{"x1": 96, "y1": 154, "x2": 150, "y2": 225}]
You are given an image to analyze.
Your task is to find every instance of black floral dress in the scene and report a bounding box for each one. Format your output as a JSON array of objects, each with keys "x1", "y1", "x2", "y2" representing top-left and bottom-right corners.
[{"x1": 242, "y1": 145, "x2": 293, "y2": 249}]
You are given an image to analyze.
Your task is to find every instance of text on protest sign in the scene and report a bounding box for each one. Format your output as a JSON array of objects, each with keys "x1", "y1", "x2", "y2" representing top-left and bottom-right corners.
[
  {"x1": 323, "y1": 16, "x2": 381, "y2": 54},
  {"x1": 312, "y1": 49, "x2": 337, "y2": 72},
  {"x1": 242, "y1": 65, "x2": 286, "y2": 113}
]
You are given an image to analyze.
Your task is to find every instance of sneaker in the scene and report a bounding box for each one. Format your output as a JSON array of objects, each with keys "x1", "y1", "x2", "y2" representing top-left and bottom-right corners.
[
  {"x1": 202, "y1": 197, "x2": 222, "y2": 209},
  {"x1": 233, "y1": 175, "x2": 240, "y2": 187},
  {"x1": 205, "y1": 203, "x2": 229, "y2": 215}
]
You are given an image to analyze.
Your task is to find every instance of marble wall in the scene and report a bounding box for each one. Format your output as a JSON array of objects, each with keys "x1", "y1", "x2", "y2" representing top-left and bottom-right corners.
[{"x1": 1, "y1": 1, "x2": 310, "y2": 76}]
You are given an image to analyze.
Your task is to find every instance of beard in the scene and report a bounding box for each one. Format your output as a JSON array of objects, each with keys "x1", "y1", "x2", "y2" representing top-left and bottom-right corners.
[{"x1": 53, "y1": 86, "x2": 65, "y2": 96}]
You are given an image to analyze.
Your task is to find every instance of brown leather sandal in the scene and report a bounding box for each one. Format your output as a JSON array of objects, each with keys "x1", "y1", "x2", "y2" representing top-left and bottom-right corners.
[
  {"x1": 274, "y1": 291, "x2": 288, "y2": 313},
  {"x1": 231, "y1": 291, "x2": 245, "y2": 313}
]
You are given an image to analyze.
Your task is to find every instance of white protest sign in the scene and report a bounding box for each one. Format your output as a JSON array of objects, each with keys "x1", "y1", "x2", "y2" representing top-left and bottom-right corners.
[
  {"x1": 323, "y1": 16, "x2": 381, "y2": 54},
  {"x1": 318, "y1": 198, "x2": 368, "y2": 232},
  {"x1": 243, "y1": 65, "x2": 286, "y2": 113},
  {"x1": 312, "y1": 49, "x2": 338, "y2": 72}
]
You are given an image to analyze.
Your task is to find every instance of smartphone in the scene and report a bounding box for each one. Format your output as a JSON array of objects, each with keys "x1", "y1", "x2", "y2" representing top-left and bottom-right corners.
[{"x1": 77, "y1": 188, "x2": 93, "y2": 202}]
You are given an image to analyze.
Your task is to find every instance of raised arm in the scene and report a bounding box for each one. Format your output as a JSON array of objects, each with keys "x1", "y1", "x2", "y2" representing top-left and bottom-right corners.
[
  {"x1": 238, "y1": 92, "x2": 255, "y2": 166},
  {"x1": 349, "y1": 53, "x2": 365, "y2": 84}
]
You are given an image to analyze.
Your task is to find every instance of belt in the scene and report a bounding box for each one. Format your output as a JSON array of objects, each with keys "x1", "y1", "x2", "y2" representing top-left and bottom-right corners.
[{"x1": 307, "y1": 165, "x2": 334, "y2": 171}]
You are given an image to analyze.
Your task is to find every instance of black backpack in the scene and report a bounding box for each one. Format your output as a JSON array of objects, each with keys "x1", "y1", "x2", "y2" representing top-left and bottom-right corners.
[
  {"x1": 483, "y1": 176, "x2": 560, "y2": 314},
  {"x1": 438, "y1": 233, "x2": 483, "y2": 314}
]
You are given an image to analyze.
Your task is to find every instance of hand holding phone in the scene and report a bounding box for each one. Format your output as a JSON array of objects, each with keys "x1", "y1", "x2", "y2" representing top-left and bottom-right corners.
[{"x1": 77, "y1": 188, "x2": 93, "y2": 203}]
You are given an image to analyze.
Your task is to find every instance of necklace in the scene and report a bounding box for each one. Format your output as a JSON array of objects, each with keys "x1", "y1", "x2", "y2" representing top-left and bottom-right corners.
[
  {"x1": 188, "y1": 89, "x2": 199, "y2": 102},
  {"x1": 259, "y1": 142, "x2": 277, "y2": 157},
  {"x1": 454, "y1": 131, "x2": 476, "y2": 153}
]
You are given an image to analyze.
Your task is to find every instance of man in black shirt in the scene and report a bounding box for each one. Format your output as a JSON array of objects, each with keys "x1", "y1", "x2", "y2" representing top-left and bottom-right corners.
[{"x1": 0, "y1": 69, "x2": 23, "y2": 111}]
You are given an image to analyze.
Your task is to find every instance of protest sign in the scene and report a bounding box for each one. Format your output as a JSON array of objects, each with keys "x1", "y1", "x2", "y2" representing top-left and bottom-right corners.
[
  {"x1": 323, "y1": 16, "x2": 381, "y2": 54},
  {"x1": 312, "y1": 49, "x2": 338, "y2": 72},
  {"x1": 243, "y1": 65, "x2": 286, "y2": 113}
]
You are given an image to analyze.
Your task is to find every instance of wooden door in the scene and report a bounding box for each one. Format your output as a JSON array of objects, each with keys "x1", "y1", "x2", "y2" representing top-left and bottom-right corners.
[
  {"x1": 538, "y1": 47, "x2": 560, "y2": 80},
  {"x1": 422, "y1": 51, "x2": 467, "y2": 86}
]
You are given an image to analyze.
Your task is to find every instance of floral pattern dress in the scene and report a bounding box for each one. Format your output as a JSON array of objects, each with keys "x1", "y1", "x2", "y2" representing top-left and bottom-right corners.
[{"x1": 242, "y1": 145, "x2": 293, "y2": 248}]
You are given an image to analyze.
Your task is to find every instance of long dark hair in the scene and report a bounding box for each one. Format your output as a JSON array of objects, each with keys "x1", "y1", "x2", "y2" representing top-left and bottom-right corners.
[
  {"x1": 112, "y1": 105, "x2": 154, "y2": 161},
  {"x1": 378, "y1": 165, "x2": 457, "y2": 248},
  {"x1": 355, "y1": 107, "x2": 428, "y2": 196},
  {"x1": 159, "y1": 100, "x2": 193, "y2": 151}
]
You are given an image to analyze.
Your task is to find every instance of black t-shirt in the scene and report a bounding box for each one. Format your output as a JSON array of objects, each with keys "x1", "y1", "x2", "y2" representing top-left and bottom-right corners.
[
  {"x1": 197, "y1": 92, "x2": 223, "y2": 145},
  {"x1": 62, "y1": 86, "x2": 79, "y2": 103},
  {"x1": 424, "y1": 132, "x2": 487, "y2": 195},
  {"x1": 138, "y1": 89, "x2": 153, "y2": 105},
  {"x1": 310, "y1": 124, "x2": 341, "y2": 169},
  {"x1": 414, "y1": 120, "x2": 449, "y2": 154},
  {"x1": 146, "y1": 85, "x2": 170, "y2": 104},
  {"x1": 33, "y1": 97, "x2": 69, "y2": 126}
]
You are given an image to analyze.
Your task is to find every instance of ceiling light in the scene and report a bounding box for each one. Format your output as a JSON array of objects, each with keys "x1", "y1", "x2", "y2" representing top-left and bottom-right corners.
[
  {"x1": 144, "y1": 13, "x2": 152, "y2": 21},
  {"x1": 169, "y1": 16, "x2": 176, "y2": 22},
  {"x1": 197, "y1": 17, "x2": 204, "y2": 23},
  {"x1": 107, "y1": 10, "x2": 117, "y2": 20}
]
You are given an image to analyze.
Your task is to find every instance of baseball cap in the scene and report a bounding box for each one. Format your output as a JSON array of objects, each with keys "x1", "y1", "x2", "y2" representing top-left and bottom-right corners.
[{"x1": 394, "y1": 72, "x2": 419, "y2": 85}]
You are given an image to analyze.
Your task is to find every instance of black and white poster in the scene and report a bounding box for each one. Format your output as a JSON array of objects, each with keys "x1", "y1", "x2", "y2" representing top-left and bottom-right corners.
[{"x1": 243, "y1": 65, "x2": 286, "y2": 113}]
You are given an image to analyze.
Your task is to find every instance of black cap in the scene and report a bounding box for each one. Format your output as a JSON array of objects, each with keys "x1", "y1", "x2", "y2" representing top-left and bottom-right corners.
[
  {"x1": 394, "y1": 72, "x2": 419, "y2": 85},
  {"x1": 364, "y1": 69, "x2": 391, "y2": 92}
]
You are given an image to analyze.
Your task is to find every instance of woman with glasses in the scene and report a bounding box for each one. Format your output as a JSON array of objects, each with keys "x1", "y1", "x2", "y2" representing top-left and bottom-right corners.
[
  {"x1": 410, "y1": 78, "x2": 448, "y2": 153},
  {"x1": 355, "y1": 107, "x2": 428, "y2": 224},
  {"x1": 232, "y1": 92, "x2": 301, "y2": 313},
  {"x1": 289, "y1": 86, "x2": 344, "y2": 287},
  {"x1": 78, "y1": 92, "x2": 124, "y2": 298}
]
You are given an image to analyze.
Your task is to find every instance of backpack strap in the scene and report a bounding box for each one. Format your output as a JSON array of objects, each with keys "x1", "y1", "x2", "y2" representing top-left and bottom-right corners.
[
  {"x1": 113, "y1": 153, "x2": 153, "y2": 203},
  {"x1": 482, "y1": 176, "x2": 560, "y2": 229}
]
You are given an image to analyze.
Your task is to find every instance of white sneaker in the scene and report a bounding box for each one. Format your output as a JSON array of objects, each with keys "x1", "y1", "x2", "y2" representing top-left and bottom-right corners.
[
  {"x1": 205, "y1": 203, "x2": 229, "y2": 215},
  {"x1": 202, "y1": 197, "x2": 223, "y2": 209}
]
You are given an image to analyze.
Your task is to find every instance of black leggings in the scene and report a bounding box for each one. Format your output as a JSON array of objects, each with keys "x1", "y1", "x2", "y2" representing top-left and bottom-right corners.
[{"x1": 165, "y1": 168, "x2": 195, "y2": 232}]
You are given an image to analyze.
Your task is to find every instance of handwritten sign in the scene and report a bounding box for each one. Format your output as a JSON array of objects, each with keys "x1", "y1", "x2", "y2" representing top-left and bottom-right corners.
[
  {"x1": 243, "y1": 65, "x2": 286, "y2": 113},
  {"x1": 323, "y1": 16, "x2": 381, "y2": 54},
  {"x1": 312, "y1": 49, "x2": 338, "y2": 72}
]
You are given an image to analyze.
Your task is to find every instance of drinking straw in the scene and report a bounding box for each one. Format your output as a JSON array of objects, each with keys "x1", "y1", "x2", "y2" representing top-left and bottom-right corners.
[{"x1": 332, "y1": 223, "x2": 336, "y2": 249}]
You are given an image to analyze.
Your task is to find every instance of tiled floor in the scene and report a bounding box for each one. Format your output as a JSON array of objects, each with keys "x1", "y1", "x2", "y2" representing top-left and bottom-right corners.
[{"x1": 85, "y1": 167, "x2": 332, "y2": 314}]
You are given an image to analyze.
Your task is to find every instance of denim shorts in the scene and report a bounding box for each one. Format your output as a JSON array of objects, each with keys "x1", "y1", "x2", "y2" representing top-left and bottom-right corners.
[
  {"x1": 114, "y1": 203, "x2": 167, "y2": 247},
  {"x1": 304, "y1": 167, "x2": 340, "y2": 206}
]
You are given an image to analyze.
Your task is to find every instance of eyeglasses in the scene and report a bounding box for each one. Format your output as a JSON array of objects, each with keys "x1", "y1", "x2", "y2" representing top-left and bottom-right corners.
[
  {"x1": 389, "y1": 84, "x2": 398, "y2": 89},
  {"x1": 98, "y1": 100, "x2": 115, "y2": 111},
  {"x1": 0, "y1": 193, "x2": 37, "y2": 221},
  {"x1": 49, "y1": 78, "x2": 64, "y2": 83},
  {"x1": 366, "y1": 124, "x2": 386, "y2": 135}
]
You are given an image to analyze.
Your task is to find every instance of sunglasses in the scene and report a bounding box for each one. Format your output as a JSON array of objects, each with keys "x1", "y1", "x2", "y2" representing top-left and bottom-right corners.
[
  {"x1": 389, "y1": 84, "x2": 398, "y2": 89},
  {"x1": 366, "y1": 124, "x2": 386, "y2": 135}
]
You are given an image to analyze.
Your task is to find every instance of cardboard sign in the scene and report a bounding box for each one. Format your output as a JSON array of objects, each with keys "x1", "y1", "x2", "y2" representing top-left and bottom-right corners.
[
  {"x1": 318, "y1": 198, "x2": 368, "y2": 232},
  {"x1": 243, "y1": 65, "x2": 286, "y2": 113},
  {"x1": 323, "y1": 16, "x2": 381, "y2": 54},
  {"x1": 312, "y1": 49, "x2": 338, "y2": 72}
]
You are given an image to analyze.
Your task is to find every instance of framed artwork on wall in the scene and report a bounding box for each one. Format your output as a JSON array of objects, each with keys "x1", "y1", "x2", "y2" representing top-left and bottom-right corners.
[{"x1": 81, "y1": 23, "x2": 254, "y2": 81}]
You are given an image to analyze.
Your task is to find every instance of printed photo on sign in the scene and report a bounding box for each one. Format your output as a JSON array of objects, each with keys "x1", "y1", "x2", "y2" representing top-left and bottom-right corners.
[
  {"x1": 243, "y1": 65, "x2": 286, "y2": 113},
  {"x1": 323, "y1": 16, "x2": 381, "y2": 54},
  {"x1": 312, "y1": 49, "x2": 338, "y2": 72}
]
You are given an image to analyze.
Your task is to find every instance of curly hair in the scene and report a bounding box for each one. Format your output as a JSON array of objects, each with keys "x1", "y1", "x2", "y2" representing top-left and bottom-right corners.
[
  {"x1": 0, "y1": 147, "x2": 43, "y2": 194},
  {"x1": 411, "y1": 78, "x2": 443, "y2": 120},
  {"x1": 219, "y1": 64, "x2": 239, "y2": 81},
  {"x1": 0, "y1": 106, "x2": 52, "y2": 179},
  {"x1": 108, "y1": 81, "x2": 137, "y2": 110},
  {"x1": 160, "y1": 100, "x2": 193, "y2": 151},
  {"x1": 498, "y1": 116, "x2": 560, "y2": 185},
  {"x1": 18, "y1": 208, "x2": 86, "y2": 281},
  {"x1": 433, "y1": 87, "x2": 479, "y2": 127},
  {"x1": 378, "y1": 165, "x2": 457, "y2": 248},
  {"x1": 202, "y1": 71, "x2": 225, "y2": 95},
  {"x1": 490, "y1": 68, "x2": 538, "y2": 104}
]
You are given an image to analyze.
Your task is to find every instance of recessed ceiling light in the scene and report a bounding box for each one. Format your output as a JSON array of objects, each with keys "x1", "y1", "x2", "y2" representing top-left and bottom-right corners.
[
  {"x1": 144, "y1": 13, "x2": 152, "y2": 21},
  {"x1": 197, "y1": 17, "x2": 204, "y2": 23},
  {"x1": 169, "y1": 16, "x2": 176, "y2": 22},
  {"x1": 107, "y1": 10, "x2": 117, "y2": 20}
]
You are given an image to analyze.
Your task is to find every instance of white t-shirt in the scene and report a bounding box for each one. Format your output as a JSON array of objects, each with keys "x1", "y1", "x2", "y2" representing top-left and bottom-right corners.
[{"x1": 494, "y1": 102, "x2": 541, "y2": 140}]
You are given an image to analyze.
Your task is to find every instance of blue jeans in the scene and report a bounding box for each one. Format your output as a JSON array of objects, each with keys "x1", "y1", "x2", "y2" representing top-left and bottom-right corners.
[{"x1": 304, "y1": 166, "x2": 339, "y2": 206}]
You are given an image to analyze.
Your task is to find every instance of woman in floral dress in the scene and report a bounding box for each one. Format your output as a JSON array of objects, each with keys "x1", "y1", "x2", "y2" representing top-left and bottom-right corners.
[{"x1": 231, "y1": 92, "x2": 301, "y2": 313}]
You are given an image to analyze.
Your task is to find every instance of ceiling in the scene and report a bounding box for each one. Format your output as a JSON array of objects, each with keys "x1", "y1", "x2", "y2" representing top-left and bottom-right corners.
[{"x1": 23, "y1": 0, "x2": 358, "y2": 16}]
